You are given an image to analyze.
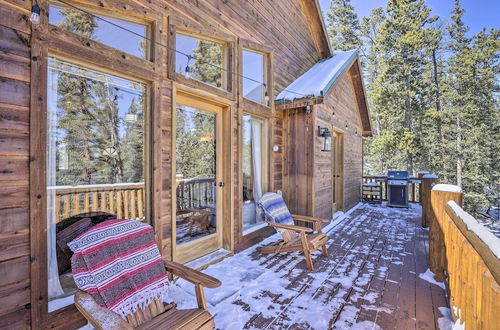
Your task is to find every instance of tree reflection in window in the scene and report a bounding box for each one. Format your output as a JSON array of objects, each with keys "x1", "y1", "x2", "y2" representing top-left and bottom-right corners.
[{"x1": 176, "y1": 34, "x2": 224, "y2": 89}]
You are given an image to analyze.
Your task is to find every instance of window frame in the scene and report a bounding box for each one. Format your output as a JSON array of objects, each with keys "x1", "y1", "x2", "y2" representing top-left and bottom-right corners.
[
  {"x1": 238, "y1": 38, "x2": 274, "y2": 116},
  {"x1": 30, "y1": 1, "x2": 164, "y2": 327},
  {"x1": 167, "y1": 17, "x2": 236, "y2": 101}
]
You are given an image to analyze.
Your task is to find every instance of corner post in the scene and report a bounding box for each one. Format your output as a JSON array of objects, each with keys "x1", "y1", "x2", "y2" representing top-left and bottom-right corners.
[
  {"x1": 421, "y1": 173, "x2": 438, "y2": 228},
  {"x1": 429, "y1": 184, "x2": 463, "y2": 282},
  {"x1": 417, "y1": 170, "x2": 429, "y2": 205}
]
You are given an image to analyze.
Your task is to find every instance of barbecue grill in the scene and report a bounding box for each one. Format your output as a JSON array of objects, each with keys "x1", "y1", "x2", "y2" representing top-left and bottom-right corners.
[{"x1": 387, "y1": 171, "x2": 409, "y2": 207}]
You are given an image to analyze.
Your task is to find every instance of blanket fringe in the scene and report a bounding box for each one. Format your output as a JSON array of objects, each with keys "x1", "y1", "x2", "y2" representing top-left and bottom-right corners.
[{"x1": 114, "y1": 280, "x2": 170, "y2": 319}]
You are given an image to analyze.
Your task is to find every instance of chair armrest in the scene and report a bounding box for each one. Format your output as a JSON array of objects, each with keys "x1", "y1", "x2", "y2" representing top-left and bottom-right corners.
[
  {"x1": 292, "y1": 214, "x2": 329, "y2": 223},
  {"x1": 267, "y1": 222, "x2": 313, "y2": 233},
  {"x1": 164, "y1": 259, "x2": 221, "y2": 289},
  {"x1": 75, "y1": 290, "x2": 133, "y2": 330}
]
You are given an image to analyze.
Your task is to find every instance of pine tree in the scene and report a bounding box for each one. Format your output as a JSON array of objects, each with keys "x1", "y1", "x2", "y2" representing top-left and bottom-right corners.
[
  {"x1": 189, "y1": 41, "x2": 223, "y2": 88},
  {"x1": 368, "y1": 0, "x2": 439, "y2": 174},
  {"x1": 326, "y1": 0, "x2": 362, "y2": 51}
]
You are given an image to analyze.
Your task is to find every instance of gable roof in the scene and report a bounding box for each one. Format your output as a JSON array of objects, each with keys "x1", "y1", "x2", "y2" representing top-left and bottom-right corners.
[
  {"x1": 275, "y1": 50, "x2": 358, "y2": 103},
  {"x1": 275, "y1": 50, "x2": 372, "y2": 137}
]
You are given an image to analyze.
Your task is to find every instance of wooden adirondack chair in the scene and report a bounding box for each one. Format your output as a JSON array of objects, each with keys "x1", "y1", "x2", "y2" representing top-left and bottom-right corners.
[
  {"x1": 258, "y1": 192, "x2": 329, "y2": 270},
  {"x1": 75, "y1": 259, "x2": 221, "y2": 330}
]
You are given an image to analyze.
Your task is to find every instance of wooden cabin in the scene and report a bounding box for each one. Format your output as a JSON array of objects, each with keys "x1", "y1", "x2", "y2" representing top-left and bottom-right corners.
[
  {"x1": 276, "y1": 51, "x2": 371, "y2": 220},
  {"x1": 0, "y1": 0, "x2": 369, "y2": 328}
]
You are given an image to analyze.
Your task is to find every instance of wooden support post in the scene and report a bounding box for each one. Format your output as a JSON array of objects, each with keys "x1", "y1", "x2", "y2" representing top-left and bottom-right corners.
[
  {"x1": 429, "y1": 184, "x2": 463, "y2": 282},
  {"x1": 421, "y1": 174, "x2": 438, "y2": 228},
  {"x1": 418, "y1": 171, "x2": 429, "y2": 205}
]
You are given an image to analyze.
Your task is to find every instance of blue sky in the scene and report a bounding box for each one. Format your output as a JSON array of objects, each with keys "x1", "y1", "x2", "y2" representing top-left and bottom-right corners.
[{"x1": 318, "y1": 0, "x2": 499, "y2": 36}]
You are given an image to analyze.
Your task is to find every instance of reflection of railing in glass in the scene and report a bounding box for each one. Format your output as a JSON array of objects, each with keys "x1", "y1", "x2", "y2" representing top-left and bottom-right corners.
[
  {"x1": 176, "y1": 177, "x2": 216, "y2": 211},
  {"x1": 51, "y1": 183, "x2": 145, "y2": 222}
]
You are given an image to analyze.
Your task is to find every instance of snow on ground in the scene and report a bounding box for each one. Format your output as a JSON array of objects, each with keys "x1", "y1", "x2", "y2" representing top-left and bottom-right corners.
[
  {"x1": 418, "y1": 268, "x2": 445, "y2": 290},
  {"x1": 163, "y1": 203, "x2": 446, "y2": 329}
]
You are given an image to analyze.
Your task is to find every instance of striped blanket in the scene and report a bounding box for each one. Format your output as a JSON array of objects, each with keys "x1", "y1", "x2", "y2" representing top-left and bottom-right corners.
[{"x1": 69, "y1": 219, "x2": 169, "y2": 318}]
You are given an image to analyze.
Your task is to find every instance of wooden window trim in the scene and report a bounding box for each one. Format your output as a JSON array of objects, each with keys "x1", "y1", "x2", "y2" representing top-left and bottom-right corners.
[
  {"x1": 238, "y1": 38, "x2": 274, "y2": 116},
  {"x1": 48, "y1": 0, "x2": 159, "y2": 62},
  {"x1": 167, "y1": 21, "x2": 236, "y2": 101},
  {"x1": 30, "y1": 1, "x2": 165, "y2": 328}
]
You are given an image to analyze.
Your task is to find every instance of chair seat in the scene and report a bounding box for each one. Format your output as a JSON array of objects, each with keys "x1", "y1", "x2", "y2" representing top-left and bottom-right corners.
[
  {"x1": 288, "y1": 232, "x2": 328, "y2": 250},
  {"x1": 138, "y1": 308, "x2": 213, "y2": 330},
  {"x1": 261, "y1": 232, "x2": 328, "y2": 254},
  {"x1": 75, "y1": 290, "x2": 214, "y2": 330}
]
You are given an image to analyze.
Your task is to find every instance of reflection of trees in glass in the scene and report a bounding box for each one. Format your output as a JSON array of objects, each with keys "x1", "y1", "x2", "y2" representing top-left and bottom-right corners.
[
  {"x1": 53, "y1": 10, "x2": 144, "y2": 186},
  {"x1": 189, "y1": 40, "x2": 223, "y2": 88},
  {"x1": 176, "y1": 107, "x2": 216, "y2": 179}
]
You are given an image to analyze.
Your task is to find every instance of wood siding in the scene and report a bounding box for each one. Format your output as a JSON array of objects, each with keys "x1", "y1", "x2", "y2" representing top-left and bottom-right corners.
[
  {"x1": 0, "y1": 0, "x2": 330, "y2": 327},
  {"x1": 281, "y1": 67, "x2": 364, "y2": 220}
]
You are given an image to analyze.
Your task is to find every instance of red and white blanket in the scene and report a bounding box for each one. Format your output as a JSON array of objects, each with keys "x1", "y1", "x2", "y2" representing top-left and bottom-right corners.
[{"x1": 69, "y1": 219, "x2": 169, "y2": 318}]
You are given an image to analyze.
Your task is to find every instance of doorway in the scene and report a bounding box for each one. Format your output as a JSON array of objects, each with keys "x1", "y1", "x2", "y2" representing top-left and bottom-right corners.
[
  {"x1": 173, "y1": 92, "x2": 226, "y2": 263},
  {"x1": 332, "y1": 130, "x2": 344, "y2": 212}
]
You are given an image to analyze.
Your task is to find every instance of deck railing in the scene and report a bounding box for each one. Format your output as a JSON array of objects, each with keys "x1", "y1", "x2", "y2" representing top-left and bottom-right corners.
[
  {"x1": 50, "y1": 183, "x2": 145, "y2": 223},
  {"x1": 425, "y1": 180, "x2": 500, "y2": 329},
  {"x1": 362, "y1": 175, "x2": 420, "y2": 203},
  {"x1": 176, "y1": 177, "x2": 216, "y2": 210},
  {"x1": 51, "y1": 177, "x2": 216, "y2": 223}
]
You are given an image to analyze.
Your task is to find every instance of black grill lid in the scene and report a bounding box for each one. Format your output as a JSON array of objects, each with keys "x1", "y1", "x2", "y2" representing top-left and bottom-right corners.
[{"x1": 387, "y1": 171, "x2": 409, "y2": 179}]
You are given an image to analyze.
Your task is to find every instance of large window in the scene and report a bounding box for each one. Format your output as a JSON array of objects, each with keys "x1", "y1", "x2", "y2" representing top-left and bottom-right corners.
[
  {"x1": 46, "y1": 58, "x2": 147, "y2": 311},
  {"x1": 176, "y1": 33, "x2": 227, "y2": 90},
  {"x1": 242, "y1": 115, "x2": 269, "y2": 233},
  {"x1": 49, "y1": 2, "x2": 149, "y2": 59},
  {"x1": 242, "y1": 49, "x2": 266, "y2": 105}
]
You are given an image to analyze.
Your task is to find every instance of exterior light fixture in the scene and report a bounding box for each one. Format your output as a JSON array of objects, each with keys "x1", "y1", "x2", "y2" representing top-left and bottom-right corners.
[
  {"x1": 305, "y1": 104, "x2": 311, "y2": 114},
  {"x1": 30, "y1": 1, "x2": 41, "y2": 25},
  {"x1": 185, "y1": 55, "x2": 191, "y2": 73},
  {"x1": 264, "y1": 84, "x2": 270, "y2": 104},
  {"x1": 318, "y1": 126, "x2": 332, "y2": 152}
]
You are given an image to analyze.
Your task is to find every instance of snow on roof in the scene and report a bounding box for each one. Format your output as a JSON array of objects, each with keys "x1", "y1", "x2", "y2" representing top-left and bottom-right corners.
[
  {"x1": 422, "y1": 174, "x2": 438, "y2": 179},
  {"x1": 275, "y1": 50, "x2": 358, "y2": 103}
]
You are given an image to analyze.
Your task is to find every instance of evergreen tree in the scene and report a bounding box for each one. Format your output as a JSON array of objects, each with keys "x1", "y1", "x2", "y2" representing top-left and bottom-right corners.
[
  {"x1": 189, "y1": 41, "x2": 223, "y2": 88},
  {"x1": 326, "y1": 0, "x2": 362, "y2": 51}
]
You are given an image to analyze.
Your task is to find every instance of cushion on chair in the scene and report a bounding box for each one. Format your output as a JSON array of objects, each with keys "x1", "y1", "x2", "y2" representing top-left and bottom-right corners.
[
  {"x1": 56, "y1": 217, "x2": 93, "y2": 274},
  {"x1": 258, "y1": 192, "x2": 294, "y2": 225}
]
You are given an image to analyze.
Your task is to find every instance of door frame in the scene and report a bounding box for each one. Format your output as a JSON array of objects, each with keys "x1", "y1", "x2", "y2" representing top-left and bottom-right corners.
[
  {"x1": 331, "y1": 129, "x2": 344, "y2": 212},
  {"x1": 172, "y1": 89, "x2": 231, "y2": 263}
]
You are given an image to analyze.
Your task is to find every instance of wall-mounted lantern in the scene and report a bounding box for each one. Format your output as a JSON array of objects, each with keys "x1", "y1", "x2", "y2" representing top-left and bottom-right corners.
[{"x1": 318, "y1": 126, "x2": 332, "y2": 152}]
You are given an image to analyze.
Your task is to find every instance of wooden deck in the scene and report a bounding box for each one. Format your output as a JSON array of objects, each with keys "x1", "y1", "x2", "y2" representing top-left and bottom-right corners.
[{"x1": 173, "y1": 203, "x2": 449, "y2": 329}]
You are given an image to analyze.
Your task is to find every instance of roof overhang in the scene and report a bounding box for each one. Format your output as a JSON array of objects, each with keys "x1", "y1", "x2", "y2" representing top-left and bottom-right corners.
[
  {"x1": 299, "y1": 0, "x2": 332, "y2": 59},
  {"x1": 275, "y1": 52, "x2": 372, "y2": 137}
]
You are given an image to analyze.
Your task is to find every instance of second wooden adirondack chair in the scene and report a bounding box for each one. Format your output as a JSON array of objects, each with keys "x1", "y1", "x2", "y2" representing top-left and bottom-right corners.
[{"x1": 258, "y1": 192, "x2": 329, "y2": 270}]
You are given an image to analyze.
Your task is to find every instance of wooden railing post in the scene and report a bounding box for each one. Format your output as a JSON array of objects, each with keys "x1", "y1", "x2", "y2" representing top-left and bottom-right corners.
[
  {"x1": 417, "y1": 171, "x2": 429, "y2": 205},
  {"x1": 421, "y1": 174, "x2": 438, "y2": 228},
  {"x1": 429, "y1": 184, "x2": 463, "y2": 282}
]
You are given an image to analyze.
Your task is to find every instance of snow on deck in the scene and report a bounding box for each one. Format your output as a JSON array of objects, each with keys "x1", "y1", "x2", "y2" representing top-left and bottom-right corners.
[{"x1": 167, "y1": 203, "x2": 450, "y2": 329}]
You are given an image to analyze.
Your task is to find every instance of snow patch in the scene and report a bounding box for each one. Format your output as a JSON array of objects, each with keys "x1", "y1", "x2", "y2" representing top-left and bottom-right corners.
[
  {"x1": 432, "y1": 184, "x2": 462, "y2": 193},
  {"x1": 422, "y1": 173, "x2": 438, "y2": 179},
  {"x1": 448, "y1": 201, "x2": 500, "y2": 258},
  {"x1": 437, "y1": 307, "x2": 465, "y2": 330},
  {"x1": 419, "y1": 268, "x2": 445, "y2": 290}
]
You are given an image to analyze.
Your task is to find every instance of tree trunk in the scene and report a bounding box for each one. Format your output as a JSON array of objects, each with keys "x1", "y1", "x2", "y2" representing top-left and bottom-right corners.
[
  {"x1": 404, "y1": 74, "x2": 413, "y2": 173},
  {"x1": 432, "y1": 49, "x2": 446, "y2": 181},
  {"x1": 456, "y1": 116, "x2": 463, "y2": 187}
]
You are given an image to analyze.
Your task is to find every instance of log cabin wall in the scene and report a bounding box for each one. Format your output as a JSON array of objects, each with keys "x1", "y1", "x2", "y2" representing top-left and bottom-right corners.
[{"x1": 0, "y1": 0, "x2": 329, "y2": 327}]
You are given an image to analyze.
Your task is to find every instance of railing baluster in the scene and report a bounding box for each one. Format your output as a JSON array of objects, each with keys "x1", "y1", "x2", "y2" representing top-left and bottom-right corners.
[
  {"x1": 92, "y1": 192, "x2": 98, "y2": 211},
  {"x1": 124, "y1": 190, "x2": 129, "y2": 219},
  {"x1": 100, "y1": 192, "x2": 106, "y2": 213},
  {"x1": 137, "y1": 189, "x2": 143, "y2": 220},
  {"x1": 74, "y1": 193, "x2": 80, "y2": 215},
  {"x1": 116, "y1": 191, "x2": 123, "y2": 219},
  {"x1": 109, "y1": 191, "x2": 114, "y2": 215},
  {"x1": 56, "y1": 195, "x2": 61, "y2": 223},
  {"x1": 130, "y1": 190, "x2": 136, "y2": 220},
  {"x1": 64, "y1": 195, "x2": 70, "y2": 218},
  {"x1": 84, "y1": 194, "x2": 90, "y2": 213}
]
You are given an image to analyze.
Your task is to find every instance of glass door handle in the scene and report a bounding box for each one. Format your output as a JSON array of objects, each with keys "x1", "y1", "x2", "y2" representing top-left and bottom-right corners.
[{"x1": 218, "y1": 182, "x2": 225, "y2": 187}]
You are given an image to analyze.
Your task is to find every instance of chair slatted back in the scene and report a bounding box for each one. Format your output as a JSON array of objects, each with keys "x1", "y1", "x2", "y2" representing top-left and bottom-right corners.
[
  {"x1": 125, "y1": 299, "x2": 166, "y2": 327},
  {"x1": 259, "y1": 192, "x2": 298, "y2": 242}
]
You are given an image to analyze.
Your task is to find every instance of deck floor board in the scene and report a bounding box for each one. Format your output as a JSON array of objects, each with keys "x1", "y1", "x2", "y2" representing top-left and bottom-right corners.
[{"x1": 172, "y1": 203, "x2": 449, "y2": 329}]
